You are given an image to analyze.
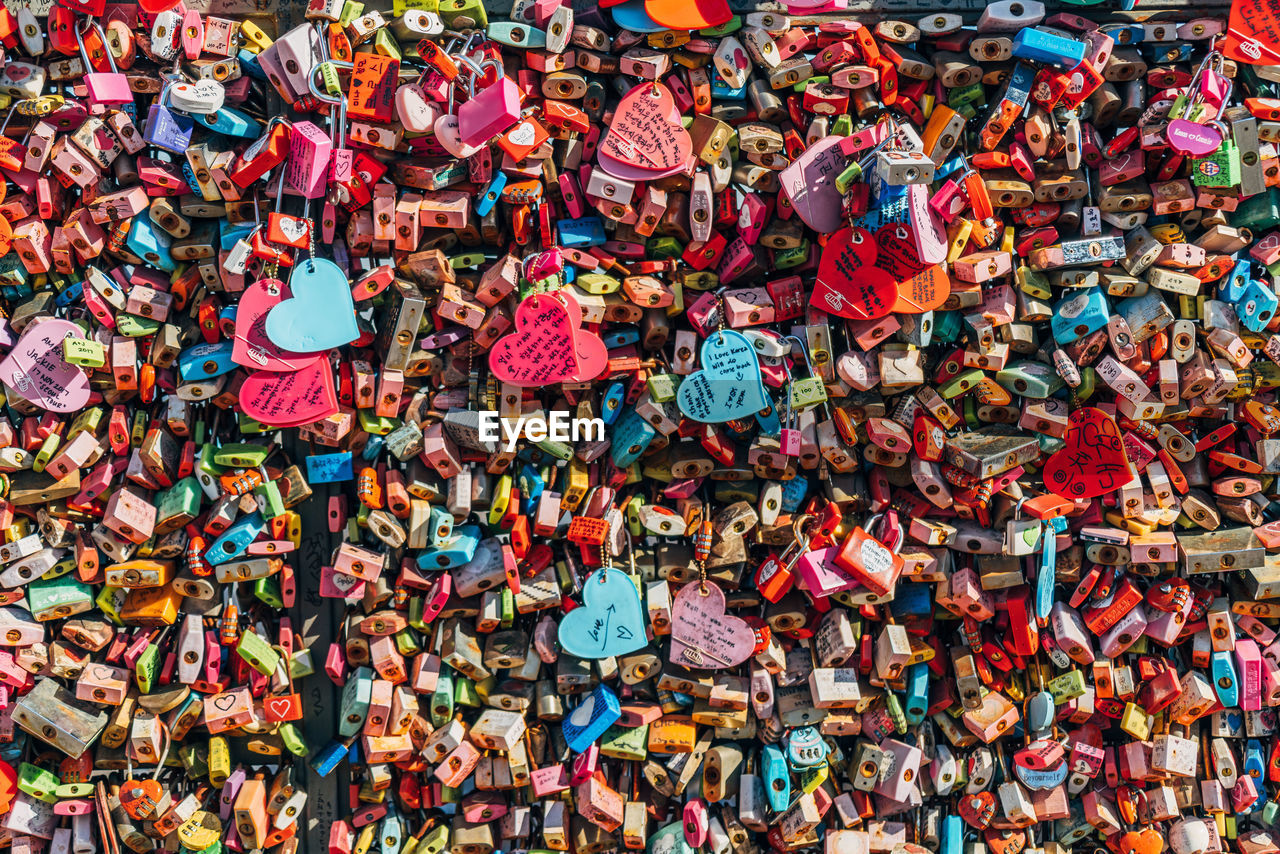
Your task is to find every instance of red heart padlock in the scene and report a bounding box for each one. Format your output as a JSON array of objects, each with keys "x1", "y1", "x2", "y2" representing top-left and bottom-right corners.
[
  {"x1": 812, "y1": 227, "x2": 897, "y2": 320},
  {"x1": 958, "y1": 791, "x2": 996, "y2": 829},
  {"x1": 1120, "y1": 827, "x2": 1165, "y2": 854},
  {"x1": 119, "y1": 778, "x2": 164, "y2": 821},
  {"x1": 1042, "y1": 407, "x2": 1133, "y2": 500}
]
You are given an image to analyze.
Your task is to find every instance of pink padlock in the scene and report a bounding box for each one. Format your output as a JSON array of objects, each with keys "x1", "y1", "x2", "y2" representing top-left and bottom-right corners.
[
  {"x1": 77, "y1": 22, "x2": 134, "y2": 111},
  {"x1": 456, "y1": 60, "x2": 521, "y2": 147}
]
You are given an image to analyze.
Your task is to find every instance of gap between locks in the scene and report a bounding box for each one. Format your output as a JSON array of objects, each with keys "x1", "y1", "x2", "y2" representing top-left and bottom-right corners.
[{"x1": 6, "y1": 0, "x2": 1280, "y2": 853}]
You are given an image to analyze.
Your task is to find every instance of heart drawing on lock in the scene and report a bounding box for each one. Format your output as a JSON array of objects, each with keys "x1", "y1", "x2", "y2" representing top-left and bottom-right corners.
[
  {"x1": 597, "y1": 82, "x2": 692, "y2": 180},
  {"x1": 557, "y1": 568, "x2": 648, "y2": 660},
  {"x1": 264, "y1": 257, "x2": 359, "y2": 354},
  {"x1": 568, "y1": 692, "x2": 597, "y2": 729},
  {"x1": 0, "y1": 318, "x2": 91, "y2": 412},
  {"x1": 668, "y1": 581, "x2": 756, "y2": 669},
  {"x1": 274, "y1": 216, "x2": 310, "y2": 246},
  {"x1": 232, "y1": 279, "x2": 324, "y2": 373},
  {"x1": 1042, "y1": 407, "x2": 1133, "y2": 500},
  {"x1": 675, "y1": 328, "x2": 769, "y2": 423},
  {"x1": 812, "y1": 226, "x2": 898, "y2": 320},
  {"x1": 239, "y1": 358, "x2": 339, "y2": 428},
  {"x1": 212, "y1": 692, "x2": 238, "y2": 712},
  {"x1": 506, "y1": 120, "x2": 539, "y2": 148},
  {"x1": 489, "y1": 292, "x2": 605, "y2": 387},
  {"x1": 265, "y1": 696, "x2": 298, "y2": 720}
]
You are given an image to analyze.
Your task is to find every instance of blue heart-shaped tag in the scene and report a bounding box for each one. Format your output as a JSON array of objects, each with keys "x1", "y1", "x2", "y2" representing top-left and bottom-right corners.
[
  {"x1": 676, "y1": 329, "x2": 768, "y2": 423},
  {"x1": 558, "y1": 569, "x2": 647, "y2": 660},
  {"x1": 265, "y1": 257, "x2": 358, "y2": 353}
]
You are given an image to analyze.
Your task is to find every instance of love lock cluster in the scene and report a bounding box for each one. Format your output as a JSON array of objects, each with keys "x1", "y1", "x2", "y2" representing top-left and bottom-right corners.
[{"x1": 2, "y1": 0, "x2": 1280, "y2": 853}]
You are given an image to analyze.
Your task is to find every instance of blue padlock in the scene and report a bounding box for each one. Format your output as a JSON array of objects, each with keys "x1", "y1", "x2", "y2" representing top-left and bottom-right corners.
[
  {"x1": 903, "y1": 663, "x2": 930, "y2": 726},
  {"x1": 193, "y1": 106, "x2": 257, "y2": 138},
  {"x1": 1219, "y1": 258, "x2": 1251, "y2": 302},
  {"x1": 1236, "y1": 279, "x2": 1278, "y2": 333},
  {"x1": 1050, "y1": 287, "x2": 1109, "y2": 345},
  {"x1": 557, "y1": 216, "x2": 607, "y2": 248},
  {"x1": 475, "y1": 173, "x2": 507, "y2": 218},
  {"x1": 305, "y1": 452, "x2": 355, "y2": 484},
  {"x1": 562, "y1": 684, "x2": 620, "y2": 753},
  {"x1": 610, "y1": 408, "x2": 656, "y2": 468},
  {"x1": 761, "y1": 744, "x2": 789, "y2": 812},
  {"x1": 204, "y1": 511, "x2": 266, "y2": 565},
  {"x1": 1011, "y1": 27, "x2": 1087, "y2": 68},
  {"x1": 126, "y1": 212, "x2": 176, "y2": 272},
  {"x1": 361, "y1": 435, "x2": 385, "y2": 462},
  {"x1": 178, "y1": 341, "x2": 238, "y2": 381},
  {"x1": 415, "y1": 524, "x2": 481, "y2": 570},
  {"x1": 143, "y1": 97, "x2": 195, "y2": 154}
]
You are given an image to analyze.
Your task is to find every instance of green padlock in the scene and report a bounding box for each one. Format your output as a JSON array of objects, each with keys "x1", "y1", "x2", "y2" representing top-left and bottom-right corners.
[
  {"x1": 785, "y1": 336, "x2": 828, "y2": 411},
  {"x1": 235, "y1": 630, "x2": 281, "y2": 677},
  {"x1": 647, "y1": 371, "x2": 680, "y2": 402},
  {"x1": 278, "y1": 722, "x2": 308, "y2": 757},
  {"x1": 17, "y1": 763, "x2": 60, "y2": 803},
  {"x1": 1192, "y1": 136, "x2": 1241, "y2": 187}
]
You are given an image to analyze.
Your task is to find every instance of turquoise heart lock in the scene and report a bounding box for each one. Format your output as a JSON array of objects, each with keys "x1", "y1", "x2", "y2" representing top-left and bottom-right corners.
[
  {"x1": 264, "y1": 257, "x2": 359, "y2": 353},
  {"x1": 676, "y1": 328, "x2": 769, "y2": 423},
  {"x1": 557, "y1": 567, "x2": 647, "y2": 659}
]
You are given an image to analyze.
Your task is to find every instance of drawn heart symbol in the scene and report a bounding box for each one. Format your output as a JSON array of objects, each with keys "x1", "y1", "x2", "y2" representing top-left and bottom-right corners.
[
  {"x1": 264, "y1": 257, "x2": 358, "y2": 353},
  {"x1": 597, "y1": 83, "x2": 692, "y2": 180},
  {"x1": 506, "y1": 121, "x2": 538, "y2": 147},
  {"x1": 558, "y1": 568, "x2": 648, "y2": 660},
  {"x1": 119, "y1": 779, "x2": 163, "y2": 820},
  {"x1": 240, "y1": 359, "x2": 339, "y2": 428},
  {"x1": 276, "y1": 217, "x2": 309, "y2": 245},
  {"x1": 232, "y1": 279, "x2": 324, "y2": 372},
  {"x1": 0, "y1": 318, "x2": 91, "y2": 412},
  {"x1": 569, "y1": 693, "x2": 597, "y2": 728},
  {"x1": 669, "y1": 581, "x2": 755, "y2": 669},
  {"x1": 212, "y1": 692, "x2": 238, "y2": 712},
  {"x1": 1042, "y1": 407, "x2": 1133, "y2": 500},
  {"x1": 958, "y1": 791, "x2": 996, "y2": 829},
  {"x1": 779, "y1": 135, "x2": 847, "y2": 233},
  {"x1": 1120, "y1": 828, "x2": 1165, "y2": 854},
  {"x1": 892, "y1": 264, "x2": 951, "y2": 313},
  {"x1": 812, "y1": 226, "x2": 897, "y2": 320},
  {"x1": 644, "y1": 0, "x2": 732, "y2": 29},
  {"x1": 675, "y1": 329, "x2": 769, "y2": 423},
  {"x1": 265, "y1": 696, "x2": 300, "y2": 721}
]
